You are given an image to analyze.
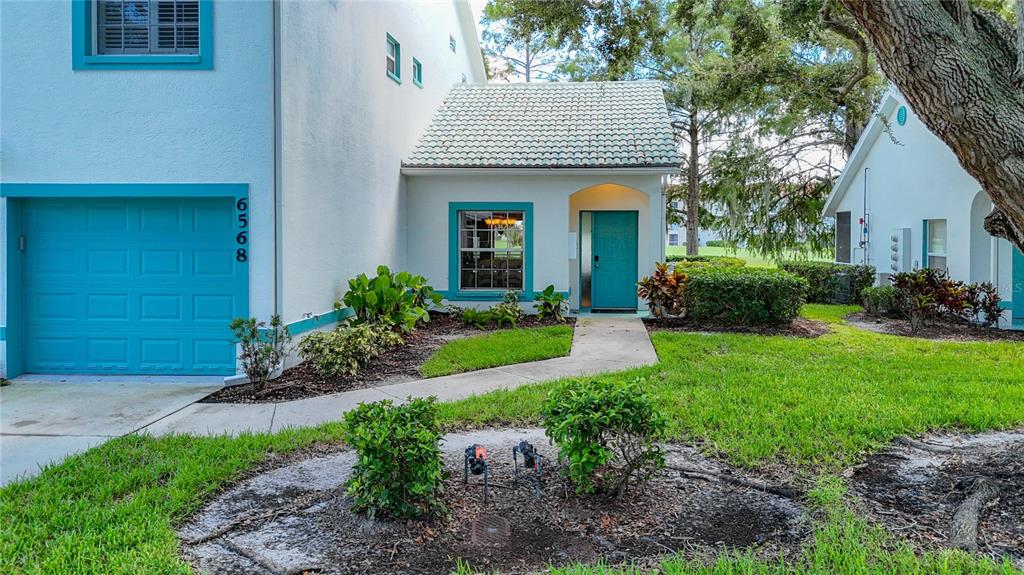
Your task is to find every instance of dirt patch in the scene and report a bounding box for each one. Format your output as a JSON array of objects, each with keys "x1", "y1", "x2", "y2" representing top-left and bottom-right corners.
[
  {"x1": 203, "y1": 314, "x2": 574, "y2": 404},
  {"x1": 848, "y1": 429, "x2": 1024, "y2": 568},
  {"x1": 844, "y1": 312, "x2": 1024, "y2": 342},
  {"x1": 644, "y1": 317, "x2": 829, "y2": 338},
  {"x1": 180, "y1": 428, "x2": 809, "y2": 575}
]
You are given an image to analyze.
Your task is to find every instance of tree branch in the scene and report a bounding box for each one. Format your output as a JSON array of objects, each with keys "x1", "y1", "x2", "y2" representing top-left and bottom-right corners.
[{"x1": 818, "y1": 1, "x2": 871, "y2": 106}]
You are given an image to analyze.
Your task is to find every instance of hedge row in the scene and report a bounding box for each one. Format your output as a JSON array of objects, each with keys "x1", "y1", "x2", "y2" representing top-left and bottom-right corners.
[
  {"x1": 779, "y1": 261, "x2": 875, "y2": 304},
  {"x1": 665, "y1": 254, "x2": 746, "y2": 267},
  {"x1": 684, "y1": 267, "x2": 808, "y2": 326}
]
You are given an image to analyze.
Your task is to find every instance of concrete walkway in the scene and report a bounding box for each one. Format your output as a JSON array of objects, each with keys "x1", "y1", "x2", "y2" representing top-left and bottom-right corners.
[
  {"x1": 140, "y1": 316, "x2": 658, "y2": 436},
  {"x1": 0, "y1": 316, "x2": 656, "y2": 484}
]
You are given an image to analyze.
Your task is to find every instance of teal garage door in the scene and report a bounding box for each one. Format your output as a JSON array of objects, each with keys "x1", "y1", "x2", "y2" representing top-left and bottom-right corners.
[{"x1": 21, "y1": 197, "x2": 247, "y2": 375}]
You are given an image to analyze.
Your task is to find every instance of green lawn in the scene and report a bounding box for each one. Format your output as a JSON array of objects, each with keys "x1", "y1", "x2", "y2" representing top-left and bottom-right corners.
[
  {"x1": 666, "y1": 246, "x2": 830, "y2": 268},
  {"x1": 3, "y1": 305, "x2": 1023, "y2": 574},
  {"x1": 419, "y1": 325, "x2": 573, "y2": 378}
]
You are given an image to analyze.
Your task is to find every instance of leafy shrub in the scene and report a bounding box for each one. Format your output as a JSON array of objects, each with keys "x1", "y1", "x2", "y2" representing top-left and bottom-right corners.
[
  {"x1": 542, "y1": 378, "x2": 667, "y2": 497},
  {"x1": 665, "y1": 254, "x2": 745, "y2": 267},
  {"x1": 229, "y1": 315, "x2": 291, "y2": 387},
  {"x1": 891, "y1": 269, "x2": 1004, "y2": 331},
  {"x1": 685, "y1": 267, "x2": 807, "y2": 326},
  {"x1": 344, "y1": 397, "x2": 445, "y2": 519},
  {"x1": 705, "y1": 240, "x2": 726, "y2": 248},
  {"x1": 534, "y1": 284, "x2": 568, "y2": 322},
  {"x1": 342, "y1": 266, "x2": 442, "y2": 333},
  {"x1": 860, "y1": 286, "x2": 897, "y2": 316},
  {"x1": 458, "y1": 307, "x2": 494, "y2": 329},
  {"x1": 780, "y1": 261, "x2": 875, "y2": 304},
  {"x1": 298, "y1": 322, "x2": 403, "y2": 378},
  {"x1": 489, "y1": 290, "x2": 523, "y2": 327},
  {"x1": 637, "y1": 262, "x2": 689, "y2": 318}
]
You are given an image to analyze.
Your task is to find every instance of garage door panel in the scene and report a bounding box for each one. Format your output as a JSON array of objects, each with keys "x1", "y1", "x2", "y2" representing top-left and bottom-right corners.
[{"x1": 21, "y1": 197, "x2": 246, "y2": 375}]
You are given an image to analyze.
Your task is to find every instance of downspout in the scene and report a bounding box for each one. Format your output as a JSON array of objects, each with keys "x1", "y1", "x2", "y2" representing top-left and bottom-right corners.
[{"x1": 272, "y1": 0, "x2": 282, "y2": 317}]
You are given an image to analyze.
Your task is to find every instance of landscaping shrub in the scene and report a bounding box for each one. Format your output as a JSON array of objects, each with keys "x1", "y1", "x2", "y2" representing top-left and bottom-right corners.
[
  {"x1": 489, "y1": 290, "x2": 523, "y2": 327},
  {"x1": 344, "y1": 397, "x2": 445, "y2": 519},
  {"x1": 685, "y1": 267, "x2": 807, "y2": 326},
  {"x1": 780, "y1": 261, "x2": 875, "y2": 304},
  {"x1": 704, "y1": 239, "x2": 727, "y2": 248},
  {"x1": 457, "y1": 307, "x2": 494, "y2": 329},
  {"x1": 533, "y1": 284, "x2": 568, "y2": 322},
  {"x1": 860, "y1": 286, "x2": 897, "y2": 316},
  {"x1": 637, "y1": 262, "x2": 688, "y2": 318},
  {"x1": 665, "y1": 254, "x2": 745, "y2": 267},
  {"x1": 891, "y1": 269, "x2": 1004, "y2": 331},
  {"x1": 298, "y1": 321, "x2": 403, "y2": 378},
  {"x1": 342, "y1": 265, "x2": 442, "y2": 333},
  {"x1": 542, "y1": 378, "x2": 667, "y2": 497},
  {"x1": 229, "y1": 315, "x2": 291, "y2": 387}
]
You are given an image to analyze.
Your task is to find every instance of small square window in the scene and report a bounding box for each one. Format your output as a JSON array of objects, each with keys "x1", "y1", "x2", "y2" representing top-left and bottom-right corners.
[
  {"x1": 449, "y1": 34, "x2": 456, "y2": 52},
  {"x1": 386, "y1": 34, "x2": 401, "y2": 83},
  {"x1": 412, "y1": 58, "x2": 423, "y2": 87}
]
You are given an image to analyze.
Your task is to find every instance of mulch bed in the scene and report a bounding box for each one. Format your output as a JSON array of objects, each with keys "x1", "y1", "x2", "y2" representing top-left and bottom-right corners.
[
  {"x1": 643, "y1": 317, "x2": 830, "y2": 338},
  {"x1": 844, "y1": 312, "x2": 1024, "y2": 342},
  {"x1": 180, "y1": 428, "x2": 811, "y2": 575},
  {"x1": 848, "y1": 429, "x2": 1024, "y2": 569},
  {"x1": 202, "y1": 313, "x2": 574, "y2": 405}
]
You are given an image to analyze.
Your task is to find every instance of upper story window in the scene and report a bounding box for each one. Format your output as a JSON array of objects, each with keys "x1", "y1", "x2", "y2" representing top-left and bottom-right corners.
[
  {"x1": 72, "y1": 0, "x2": 213, "y2": 69},
  {"x1": 925, "y1": 219, "x2": 947, "y2": 270},
  {"x1": 97, "y1": 1, "x2": 199, "y2": 54},
  {"x1": 449, "y1": 34, "x2": 456, "y2": 52},
  {"x1": 386, "y1": 34, "x2": 401, "y2": 83},
  {"x1": 412, "y1": 58, "x2": 423, "y2": 87}
]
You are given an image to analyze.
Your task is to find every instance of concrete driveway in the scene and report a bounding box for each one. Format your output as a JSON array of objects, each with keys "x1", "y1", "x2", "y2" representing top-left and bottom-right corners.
[{"x1": 0, "y1": 375, "x2": 221, "y2": 486}]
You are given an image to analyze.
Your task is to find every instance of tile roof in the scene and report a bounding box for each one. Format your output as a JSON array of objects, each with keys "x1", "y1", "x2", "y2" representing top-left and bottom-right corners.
[{"x1": 403, "y1": 81, "x2": 680, "y2": 170}]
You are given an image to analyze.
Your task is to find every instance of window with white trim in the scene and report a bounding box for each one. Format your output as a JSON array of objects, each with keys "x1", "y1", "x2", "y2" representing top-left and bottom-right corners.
[
  {"x1": 96, "y1": 0, "x2": 200, "y2": 54},
  {"x1": 458, "y1": 211, "x2": 525, "y2": 290},
  {"x1": 926, "y1": 219, "x2": 947, "y2": 270},
  {"x1": 386, "y1": 34, "x2": 401, "y2": 81}
]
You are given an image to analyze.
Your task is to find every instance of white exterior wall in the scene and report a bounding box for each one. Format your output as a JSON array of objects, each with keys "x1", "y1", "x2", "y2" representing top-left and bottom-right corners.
[
  {"x1": 830, "y1": 92, "x2": 1015, "y2": 306},
  {"x1": 405, "y1": 174, "x2": 666, "y2": 311},
  {"x1": 278, "y1": 0, "x2": 486, "y2": 323},
  {"x1": 0, "y1": 0, "x2": 275, "y2": 375}
]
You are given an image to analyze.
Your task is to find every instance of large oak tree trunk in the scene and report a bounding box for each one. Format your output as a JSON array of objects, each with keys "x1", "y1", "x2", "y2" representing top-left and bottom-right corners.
[{"x1": 838, "y1": 0, "x2": 1024, "y2": 252}]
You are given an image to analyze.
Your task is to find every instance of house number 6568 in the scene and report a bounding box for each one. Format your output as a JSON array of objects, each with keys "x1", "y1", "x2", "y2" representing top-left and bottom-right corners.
[{"x1": 235, "y1": 197, "x2": 249, "y2": 263}]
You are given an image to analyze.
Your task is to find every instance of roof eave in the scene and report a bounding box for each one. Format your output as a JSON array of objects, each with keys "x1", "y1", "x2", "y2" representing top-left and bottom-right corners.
[
  {"x1": 400, "y1": 165, "x2": 681, "y2": 176},
  {"x1": 822, "y1": 89, "x2": 901, "y2": 217}
]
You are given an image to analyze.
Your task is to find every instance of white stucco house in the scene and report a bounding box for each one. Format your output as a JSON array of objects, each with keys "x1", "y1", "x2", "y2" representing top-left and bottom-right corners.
[
  {"x1": 823, "y1": 89, "x2": 1023, "y2": 328},
  {"x1": 0, "y1": 1, "x2": 678, "y2": 379}
]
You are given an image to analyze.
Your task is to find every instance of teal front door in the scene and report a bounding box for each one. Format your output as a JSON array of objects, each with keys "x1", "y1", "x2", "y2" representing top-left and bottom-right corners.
[
  {"x1": 591, "y1": 211, "x2": 639, "y2": 310},
  {"x1": 1014, "y1": 248, "x2": 1023, "y2": 328},
  {"x1": 20, "y1": 197, "x2": 247, "y2": 375}
]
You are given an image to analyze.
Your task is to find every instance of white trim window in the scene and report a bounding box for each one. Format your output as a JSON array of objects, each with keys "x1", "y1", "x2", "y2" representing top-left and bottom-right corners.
[
  {"x1": 459, "y1": 211, "x2": 525, "y2": 290},
  {"x1": 926, "y1": 218, "x2": 947, "y2": 270},
  {"x1": 96, "y1": 0, "x2": 200, "y2": 54}
]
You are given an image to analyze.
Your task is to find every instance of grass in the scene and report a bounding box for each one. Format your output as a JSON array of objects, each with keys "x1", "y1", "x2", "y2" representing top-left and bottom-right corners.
[
  {"x1": 439, "y1": 304, "x2": 1024, "y2": 468},
  {"x1": 665, "y1": 246, "x2": 830, "y2": 268},
  {"x1": 418, "y1": 325, "x2": 573, "y2": 378},
  {"x1": 3, "y1": 305, "x2": 1023, "y2": 573}
]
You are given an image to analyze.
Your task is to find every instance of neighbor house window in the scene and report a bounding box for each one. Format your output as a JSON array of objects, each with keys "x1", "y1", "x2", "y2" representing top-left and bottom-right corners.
[
  {"x1": 458, "y1": 210, "x2": 525, "y2": 290},
  {"x1": 386, "y1": 34, "x2": 401, "y2": 83},
  {"x1": 925, "y1": 219, "x2": 947, "y2": 270},
  {"x1": 412, "y1": 58, "x2": 423, "y2": 87},
  {"x1": 835, "y1": 211, "x2": 852, "y2": 263},
  {"x1": 73, "y1": 0, "x2": 212, "y2": 69},
  {"x1": 668, "y1": 233, "x2": 679, "y2": 246}
]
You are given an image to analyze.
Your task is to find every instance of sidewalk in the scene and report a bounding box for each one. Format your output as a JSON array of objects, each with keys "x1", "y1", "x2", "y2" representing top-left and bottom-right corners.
[{"x1": 140, "y1": 315, "x2": 658, "y2": 436}]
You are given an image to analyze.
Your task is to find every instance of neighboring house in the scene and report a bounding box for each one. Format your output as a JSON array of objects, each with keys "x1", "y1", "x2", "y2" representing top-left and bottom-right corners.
[
  {"x1": 403, "y1": 81, "x2": 678, "y2": 313},
  {"x1": 0, "y1": 0, "x2": 486, "y2": 378},
  {"x1": 0, "y1": 2, "x2": 678, "y2": 379},
  {"x1": 823, "y1": 89, "x2": 1023, "y2": 329}
]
